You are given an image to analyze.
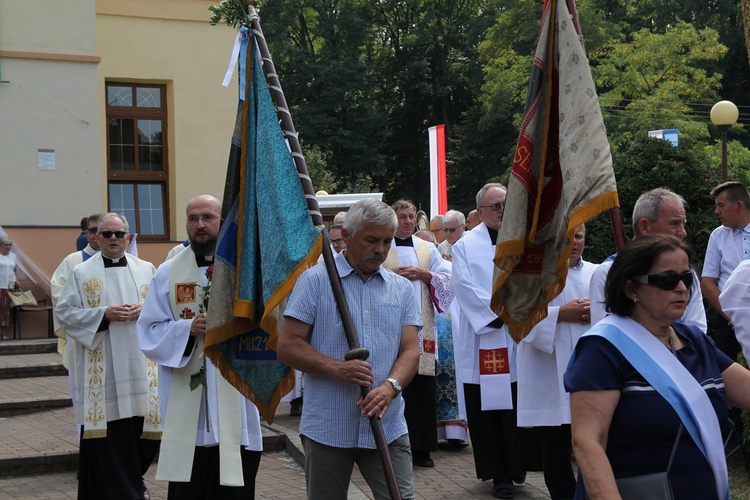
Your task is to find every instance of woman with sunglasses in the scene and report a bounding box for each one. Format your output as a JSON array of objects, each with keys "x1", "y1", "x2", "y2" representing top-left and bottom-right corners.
[{"x1": 565, "y1": 234, "x2": 750, "y2": 499}]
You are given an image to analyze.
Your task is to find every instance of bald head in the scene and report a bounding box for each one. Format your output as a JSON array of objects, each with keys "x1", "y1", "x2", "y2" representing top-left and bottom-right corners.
[
  {"x1": 186, "y1": 195, "x2": 222, "y2": 256},
  {"x1": 187, "y1": 195, "x2": 221, "y2": 215}
]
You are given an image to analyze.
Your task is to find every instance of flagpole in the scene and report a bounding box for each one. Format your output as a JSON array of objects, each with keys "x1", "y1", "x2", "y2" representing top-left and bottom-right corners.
[
  {"x1": 243, "y1": 3, "x2": 402, "y2": 498},
  {"x1": 609, "y1": 207, "x2": 627, "y2": 251}
]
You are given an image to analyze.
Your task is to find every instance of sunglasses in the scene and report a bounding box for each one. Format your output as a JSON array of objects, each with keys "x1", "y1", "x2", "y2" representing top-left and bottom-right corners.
[
  {"x1": 443, "y1": 225, "x2": 464, "y2": 233},
  {"x1": 87, "y1": 227, "x2": 98, "y2": 234},
  {"x1": 99, "y1": 231, "x2": 127, "y2": 239},
  {"x1": 479, "y1": 203, "x2": 504, "y2": 212},
  {"x1": 633, "y1": 271, "x2": 693, "y2": 290}
]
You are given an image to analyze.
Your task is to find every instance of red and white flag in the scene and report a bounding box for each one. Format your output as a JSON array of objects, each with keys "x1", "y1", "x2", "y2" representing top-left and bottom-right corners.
[
  {"x1": 491, "y1": 0, "x2": 619, "y2": 341},
  {"x1": 428, "y1": 124, "x2": 447, "y2": 218}
]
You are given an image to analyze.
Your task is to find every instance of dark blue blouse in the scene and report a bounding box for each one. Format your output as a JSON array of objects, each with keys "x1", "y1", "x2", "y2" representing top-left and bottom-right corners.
[{"x1": 564, "y1": 322, "x2": 733, "y2": 500}]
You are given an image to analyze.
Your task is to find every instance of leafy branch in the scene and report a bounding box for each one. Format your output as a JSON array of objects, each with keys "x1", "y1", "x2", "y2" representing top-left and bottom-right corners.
[{"x1": 209, "y1": 0, "x2": 251, "y2": 28}]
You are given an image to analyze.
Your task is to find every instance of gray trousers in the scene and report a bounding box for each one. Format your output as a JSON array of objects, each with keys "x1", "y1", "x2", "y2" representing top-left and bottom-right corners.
[{"x1": 301, "y1": 433, "x2": 414, "y2": 500}]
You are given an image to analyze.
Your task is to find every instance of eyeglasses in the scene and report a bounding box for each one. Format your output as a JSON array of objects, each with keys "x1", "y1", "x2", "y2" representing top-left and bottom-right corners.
[
  {"x1": 186, "y1": 215, "x2": 220, "y2": 225},
  {"x1": 87, "y1": 227, "x2": 98, "y2": 234},
  {"x1": 431, "y1": 228, "x2": 444, "y2": 233},
  {"x1": 443, "y1": 225, "x2": 464, "y2": 233},
  {"x1": 99, "y1": 231, "x2": 127, "y2": 239},
  {"x1": 633, "y1": 271, "x2": 693, "y2": 290},
  {"x1": 478, "y1": 203, "x2": 504, "y2": 213},
  {"x1": 331, "y1": 238, "x2": 344, "y2": 245}
]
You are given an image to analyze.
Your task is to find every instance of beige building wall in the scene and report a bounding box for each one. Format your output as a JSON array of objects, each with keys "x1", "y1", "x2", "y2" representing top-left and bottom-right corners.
[
  {"x1": 2, "y1": 0, "x2": 243, "y2": 282},
  {"x1": 96, "y1": 0, "x2": 239, "y2": 242},
  {"x1": 0, "y1": 0, "x2": 101, "y2": 226}
]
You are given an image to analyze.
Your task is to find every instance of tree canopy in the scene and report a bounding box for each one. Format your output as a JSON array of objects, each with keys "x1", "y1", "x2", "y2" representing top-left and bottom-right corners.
[{"x1": 246, "y1": 0, "x2": 749, "y2": 249}]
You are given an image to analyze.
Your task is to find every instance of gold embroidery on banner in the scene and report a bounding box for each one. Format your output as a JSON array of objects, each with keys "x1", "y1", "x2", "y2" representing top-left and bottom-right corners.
[
  {"x1": 82, "y1": 278, "x2": 103, "y2": 308},
  {"x1": 139, "y1": 284, "x2": 149, "y2": 301},
  {"x1": 144, "y1": 358, "x2": 161, "y2": 429},
  {"x1": 85, "y1": 343, "x2": 105, "y2": 428}
]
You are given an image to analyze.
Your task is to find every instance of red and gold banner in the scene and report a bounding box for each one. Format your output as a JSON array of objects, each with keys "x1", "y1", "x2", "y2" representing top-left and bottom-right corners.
[{"x1": 491, "y1": 0, "x2": 619, "y2": 342}]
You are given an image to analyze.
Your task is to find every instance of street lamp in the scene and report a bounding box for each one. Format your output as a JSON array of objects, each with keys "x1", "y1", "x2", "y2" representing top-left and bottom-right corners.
[{"x1": 710, "y1": 100, "x2": 739, "y2": 182}]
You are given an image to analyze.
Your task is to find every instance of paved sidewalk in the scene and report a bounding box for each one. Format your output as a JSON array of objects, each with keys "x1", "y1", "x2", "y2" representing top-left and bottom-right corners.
[
  {"x1": 0, "y1": 398, "x2": 551, "y2": 499},
  {"x1": 270, "y1": 403, "x2": 551, "y2": 499},
  {"x1": 0, "y1": 340, "x2": 552, "y2": 499}
]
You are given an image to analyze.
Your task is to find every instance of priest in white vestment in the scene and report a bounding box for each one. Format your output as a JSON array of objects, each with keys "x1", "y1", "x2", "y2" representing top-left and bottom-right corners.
[
  {"x1": 56, "y1": 213, "x2": 160, "y2": 500},
  {"x1": 383, "y1": 199, "x2": 452, "y2": 468},
  {"x1": 51, "y1": 213, "x2": 102, "y2": 370},
  {"x1": 517, "y1": 224, "x2": 597, "y2": 499},
  {"x1": 452, "y1": 183, "x2": 524, "y2": 499},
  {"x1": 137, "y1": 195, "x2": 263, "y2": 498}
]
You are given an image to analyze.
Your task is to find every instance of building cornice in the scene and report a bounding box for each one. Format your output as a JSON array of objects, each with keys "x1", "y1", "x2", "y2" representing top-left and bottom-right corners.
[{"x1": 0, "y1": 51, "x2": 101, "y2": 64}]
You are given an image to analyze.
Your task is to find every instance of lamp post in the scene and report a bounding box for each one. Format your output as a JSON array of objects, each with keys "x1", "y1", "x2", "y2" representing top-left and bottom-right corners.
[{"x1": 710, "y1": 100, "x2": 739, "y2": 182}]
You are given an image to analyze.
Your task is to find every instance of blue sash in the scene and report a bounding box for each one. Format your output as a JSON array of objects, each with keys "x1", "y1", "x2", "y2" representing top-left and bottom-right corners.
[{"x1": 571, "y1": 316, "x2": 729, "y2": 500}]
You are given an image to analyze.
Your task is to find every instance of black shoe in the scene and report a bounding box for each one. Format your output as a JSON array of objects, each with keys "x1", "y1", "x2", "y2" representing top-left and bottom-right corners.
[
  {"x1": 413, "y1": 457, "x2": 434, "y2": 467},
  {"x1": 446, "y1": 438, "x2": 469, "y2": 448},
  {"x1": 492, "y1": 479, "x2": 513, "y2": 499},
  {"x1": 412, "y1": 451, "x2": 435, "y2": 467},
  {"x1": 512, "y1": 472, "x2": 526, "y2": 485},
  {"x1": 289, "y1": 401, "x2": 302, "y2": 416}
]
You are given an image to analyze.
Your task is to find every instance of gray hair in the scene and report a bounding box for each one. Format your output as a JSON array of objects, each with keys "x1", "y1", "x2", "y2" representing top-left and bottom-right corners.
[
  {"x1": 344, "y1": 199, "x2": 397, "y2": 236},
  {"x1": 87, "y1": 213, "x2": 104, "y2": 226},
  {"x1": 430, "y1": 215, "x2": 444, "y2": 224},
  {"x1": 632, "y1": 188, "x2": 686, "y2": 237},
  {"x1": 476, "y1": 183, "x2": 507, "y2": 207},
  {"x1": 333, "y1": 211, "x2": 347, "y2": 226},
  {"x1": 0, "y1": 237, "x2": 12, "y2": 246},
  {"x1": 443, "y1": 209, "x2": 465, "y2": 226},
  {"x1": 99, "y1": 213, "x2": 130, "y2": 233}
]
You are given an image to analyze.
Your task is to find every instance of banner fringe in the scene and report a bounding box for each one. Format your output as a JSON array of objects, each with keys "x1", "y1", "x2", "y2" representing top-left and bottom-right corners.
[
  {"x1": 205, "y1": 347, "x2": 295, "y2": 425},
  {"x1": 493, "y1": 190, "x2": 620, "y2": 341}
]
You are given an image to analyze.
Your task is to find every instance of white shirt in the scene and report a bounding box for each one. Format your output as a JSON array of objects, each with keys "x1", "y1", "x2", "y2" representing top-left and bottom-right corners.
[
  {"x1": 719, "y1": 258, "x2": 750, "y2": 361},
  {"x1": 0, "y1": 253, "x2": 17, "y2": 290},
  {"x1": 702, "y1": 223, "x2": 750, "y2": 290}
]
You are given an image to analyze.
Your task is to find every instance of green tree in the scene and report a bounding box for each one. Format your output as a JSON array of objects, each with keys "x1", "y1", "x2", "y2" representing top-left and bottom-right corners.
[
  {"x1": 258, "y1": 0, "x2": 390, "y2": 186},
  {"x1": 368, "y1": 0, "x2": 500, "y2": 207},
  {"x1": 703, "y1": 139, "x2": 750, "y2": 186},
  {"x1": 594, "y1": 22, "x2": 727, "y2": 150},
  {"x1": 584, "y1": 137, "x2": 719, "y2": 265}
]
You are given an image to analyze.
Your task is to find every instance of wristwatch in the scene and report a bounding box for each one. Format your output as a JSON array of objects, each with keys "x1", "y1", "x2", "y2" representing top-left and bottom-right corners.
[{"x1": 386, "y1": 377, "x2": 402, "y2": 395}]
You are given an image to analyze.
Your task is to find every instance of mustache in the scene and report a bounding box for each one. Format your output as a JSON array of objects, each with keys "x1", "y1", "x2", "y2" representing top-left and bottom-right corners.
[{"x1": 367, "y1": 253, "x2": 386, "y2": 261}]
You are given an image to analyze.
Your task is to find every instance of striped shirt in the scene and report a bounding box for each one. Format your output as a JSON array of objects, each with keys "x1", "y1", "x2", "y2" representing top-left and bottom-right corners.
[{"x1": 284, "y1": 251, "x2": 421, "y2": 448}]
